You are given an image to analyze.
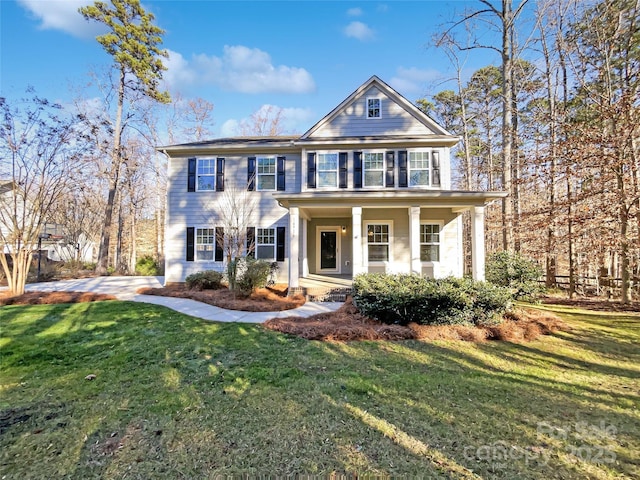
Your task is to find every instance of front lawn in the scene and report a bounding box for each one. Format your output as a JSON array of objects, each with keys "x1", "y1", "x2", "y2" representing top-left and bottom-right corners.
[{"x1": 0, "y1": 301, "x2": 638, "y2": 478}]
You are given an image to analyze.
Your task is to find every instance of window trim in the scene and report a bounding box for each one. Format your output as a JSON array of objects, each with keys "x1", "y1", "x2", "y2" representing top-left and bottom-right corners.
[
  {"x1": 196, "y1": 158, "x2": 216, "y2": 191},
  {"x1": 315, "y1": 152, "x2": 339, "y2": 189},
  {"x1": 256, "y1": 156, "x2": 277, "y2": 191},
  {"x1": 362, "y1": 151, "x2": 385, "y2": 188},
  {"x1": 195, "y1": 227, "x2": 216, "y2": 261},
  {"x1": 364, "y1": 221, "x2": 393, "y2": 265},
  {"x1": 256, "y1": 227, "x2": 276, "y2": 260},
  {"x1": 366, "y1": 97, "x2": 382, "y2": 119},
  {"x1": 420, "y1": 222, "x2": 443, "y2": 263}
]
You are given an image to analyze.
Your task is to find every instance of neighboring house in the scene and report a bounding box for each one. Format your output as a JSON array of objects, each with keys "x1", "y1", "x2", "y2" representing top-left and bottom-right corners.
[{"x1": 160, "y1": 76, "x2": 506, "y2": 287}]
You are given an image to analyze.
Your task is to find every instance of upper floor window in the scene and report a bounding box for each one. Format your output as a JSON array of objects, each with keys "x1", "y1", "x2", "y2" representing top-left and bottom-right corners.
[
  {"x1": 317, "y1": 153, "x2": 338, "y2": 188},
  {"x1": 256, "y1": 228, "x2": 275, "y2": 259},
  {"x1": 420, "y1": 224, "x2": 440, "y2": 262},
  {"x1": 363, "y1": 152, "x2": 384, "y2": 187},
  {"x1": 367, "y1": 98, "x2": 381, "y2": 118},
  {"x1": 197, "y1": 159, "x2": 215, "y2": 191},
  {"x1": 257, "y1": 157, "x2": 276, "y2": 191},
  {"x1": 409, "y1": 150, "x2": 441, "y2": 187},
  {"x1": 196, "y1": 228, "x2": 215, "y2": 260}
]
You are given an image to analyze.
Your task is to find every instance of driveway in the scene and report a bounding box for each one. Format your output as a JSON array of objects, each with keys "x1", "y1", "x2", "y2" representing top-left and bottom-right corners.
[{"x1": 18, "y1": 276, "x2": 343, "y2": 323}]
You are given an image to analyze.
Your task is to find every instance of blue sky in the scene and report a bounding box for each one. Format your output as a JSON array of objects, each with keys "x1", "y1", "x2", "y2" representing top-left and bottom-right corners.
[{"x1": 1, "y1": 0, "x2": 502, "y2": 137}]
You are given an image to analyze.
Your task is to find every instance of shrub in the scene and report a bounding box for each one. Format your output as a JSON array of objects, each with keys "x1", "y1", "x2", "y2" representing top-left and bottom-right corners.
[
  {"x1": 135, "y1": 255, "x2": 161, "y2": 276},
  {"x1": 486, "y1": 251, "x2": 543, "y2": 301},
  {"x1": 352, "y1": 273, "x2": 511, "y2": 327},
  {"x1": 185, "y1": 270, "x2": 224, "y2": 290},
  {"x1": 236, "y1": 258, "x2": 272, "y2": 295}
]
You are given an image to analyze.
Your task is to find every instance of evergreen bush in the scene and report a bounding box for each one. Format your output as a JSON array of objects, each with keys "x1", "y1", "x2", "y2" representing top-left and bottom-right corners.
[
  {"x1": 486, "y1": 251, "x2": 543, "y2": 301},
  {"x1": 352, "y1": 273, "x2": 511, "y2": 326},
  {"x1": 185, "y1": 270, "x2": 224, "y2": 290}
]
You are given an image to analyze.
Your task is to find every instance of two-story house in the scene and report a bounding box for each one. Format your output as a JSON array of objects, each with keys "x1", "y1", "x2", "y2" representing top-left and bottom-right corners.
[{"x1": 160, "y1": 76, "x2": 506, "y2": 288}]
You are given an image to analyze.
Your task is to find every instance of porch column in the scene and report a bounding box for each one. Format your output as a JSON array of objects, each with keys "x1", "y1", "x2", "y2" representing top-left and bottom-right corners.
[
  {"x1": 301, "y1": 217, "x2": 309, "y2": 278},
  {"x1": 289, "y1": 207, "x2": 300, "y2": 287},
  {"x1": 470, "y1": 205, "x2": 485, "y2": 281},
  {"x1": 409, "y1": 206, "x2": 421, "y2": 274},
  {"x1": 352, "y1": 207, "x2": 364, "y2": 276}
]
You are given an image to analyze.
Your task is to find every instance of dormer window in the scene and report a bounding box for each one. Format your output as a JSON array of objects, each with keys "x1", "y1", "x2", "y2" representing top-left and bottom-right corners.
[{"x1": 367, "y1": 98, "x2": 381, "y2": 118}]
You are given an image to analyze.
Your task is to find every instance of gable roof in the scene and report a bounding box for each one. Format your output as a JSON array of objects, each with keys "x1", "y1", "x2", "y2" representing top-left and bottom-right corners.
[{"x1": 300, "y1": 75, "x2": 454, "y2": 140}]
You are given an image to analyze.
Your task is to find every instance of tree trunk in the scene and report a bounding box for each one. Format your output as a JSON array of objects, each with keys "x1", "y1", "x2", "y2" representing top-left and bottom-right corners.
[
  {"x1": 501, "y1": 0, "x2": 515, "y2": 252},
  {"x1": 96, "y1": 68, "x2": 125, "y2": 275}
]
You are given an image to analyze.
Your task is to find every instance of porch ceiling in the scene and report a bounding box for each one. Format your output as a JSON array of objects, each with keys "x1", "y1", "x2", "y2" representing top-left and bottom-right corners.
[{"x1": 274, "y1": 190, "x2": 507, "y2": 210}]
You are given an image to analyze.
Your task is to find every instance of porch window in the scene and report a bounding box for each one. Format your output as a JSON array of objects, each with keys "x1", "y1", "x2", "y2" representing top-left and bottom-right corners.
[
  {"x1": 367, "y1": 98, "x2": 381, "y2": 118},
  {"x1": 196, "y1": 228, "x2": 215, "y2": 260},
  {"x1": 257, "y1": 157, "x2": 276, "y2": 190},
  {"x1": 420, "y1": 224, "x2": 440, "y2": 262},
  {"x1": 317, "y1": 153, "x2": 338, "y2": 188},
  {"x1": 363, "y1": 152, "x2": 384, "y2": 187},
  {"x1": 256, "y1": 228, "x2": 275, "y2": 260},
  {"x1": 197, "y1": 159, "x2": 216, "y2": 191},
  {"x1": 367, "y1": 223, "x2": 390, "y2": 262}
]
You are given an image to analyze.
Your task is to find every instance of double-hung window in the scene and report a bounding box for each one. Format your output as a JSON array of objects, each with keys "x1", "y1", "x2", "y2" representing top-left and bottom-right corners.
[
  {"x1": 409, "y1": 151, "x2": 430, "y2": 187},
  {"x1": 363, "y1": 152, "x2": 384, "y2": 187},
  {"x1": 367, "y1": 223, "x2": 390, "y2": 262},
  {"x1": 317, "y1": 153, "x2": 338, "y2": 188},
  {"x1": 196, "y1": 228, "x2": 215, "y2": 260},
  {"x1": 257, "y1": 157, "x2": 276, "y2": 190},
  {"x1": 420, "y1": 224, "x2": 440, "y2": 262},
  {"x1": 367, "y1": 98, "x2": 381, "y2": 118},
  {"x1": 197, "y1": 159, "x2": 215, "y2": 191},
  {"x1": 256, "y1": 228, "x2": 275, "y2": 260},
  {"x1": 408, "y1": 150, "x2": 442, "y2": 187}
]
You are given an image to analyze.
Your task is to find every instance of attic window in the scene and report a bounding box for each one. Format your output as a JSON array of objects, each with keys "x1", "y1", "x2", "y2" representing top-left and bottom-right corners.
[{"x1": 367, "y1": 98, "x2": 381, "y2": 118}]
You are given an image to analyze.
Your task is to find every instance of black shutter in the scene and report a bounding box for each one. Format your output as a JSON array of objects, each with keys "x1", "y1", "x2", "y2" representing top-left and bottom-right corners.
[
  {"x1": 216, "y1": 157, "x2": 225, "y2": 191},
  {"x1": 246, "y1": 227, "x2": 255, "y2": 258},
  {"x1": 354, "y1": 151, "x2": 362, "y2": 188},
  {"x1": 339, "y1": 152, "x2": 348, "y2": 188},
  {"x1": 385, "y1": 151, "x2": 395, "y2": 188},
  {"x1": 247, "y1": 157, "x2": 256, "y2": 191},
  {"x1": 432, "y1": 151, "x2": 441, "y2": 186},
  {"x1": 186, "y1": 227, "x2": 195, "y2": 261},
  {"x1": 398, "y1": 150, "x2": 408, "y2": 187},
  {"x1": 307, "y1": 153, "x2": 316, "y2": 189},
  {"x1": 276, "y1": 226, "x2": 285, "y2": 262},
  {"x1": 187, "y1": 158, "x2": 197, "y2": 192},
  {"x1": 215, "y1": 227, "x2": 224, "y2": 262},
  {"x1": 277, "y1": 156, "x2": 286, "y2": 191}
]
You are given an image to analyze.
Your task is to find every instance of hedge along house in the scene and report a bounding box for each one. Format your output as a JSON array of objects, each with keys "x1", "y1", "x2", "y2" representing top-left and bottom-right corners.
[{"x1": 160, "y1": 76, "x2": 506, "y2": 288}]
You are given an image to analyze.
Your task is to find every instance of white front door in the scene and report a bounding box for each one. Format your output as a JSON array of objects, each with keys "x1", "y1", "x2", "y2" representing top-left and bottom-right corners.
[{"x1": 316, "y1": 227, "x2": 341, "y2": 273}]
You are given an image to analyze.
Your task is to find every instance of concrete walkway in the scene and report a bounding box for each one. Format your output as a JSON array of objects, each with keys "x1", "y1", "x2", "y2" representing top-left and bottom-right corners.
[{"x1": 19, "y1": 276, "x2": 343, "y2": 324}]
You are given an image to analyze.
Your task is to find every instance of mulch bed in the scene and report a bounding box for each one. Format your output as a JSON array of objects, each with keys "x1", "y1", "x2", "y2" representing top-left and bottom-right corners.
[
  {"x1": 541, "y1": 296, "x2": 640, "y2": 313},
  {"x1": 264, "y1": 298, "x2": 571, "y2": 342},
  {"x1": 0, "y1": 291, "x2": 116, "y2": 306},
  {"x1": 137, "y1": 283, "x2": 306, "y2": 312}
]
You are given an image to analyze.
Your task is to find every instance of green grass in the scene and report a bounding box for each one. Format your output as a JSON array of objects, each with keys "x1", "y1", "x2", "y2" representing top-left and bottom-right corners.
[{"x1": 0, "y1": 301, "x2": 638, "y2": 479}]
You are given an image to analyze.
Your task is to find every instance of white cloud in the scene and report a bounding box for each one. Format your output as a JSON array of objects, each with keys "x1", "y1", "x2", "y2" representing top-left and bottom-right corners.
[
  {"x1": 390, "y1": 67, "x2": 443, "y2": 96},
  {"x1": 344, "y1": 21, "x2": 375, "y2": 41},
  {"x1": 346, "y1": 7, "x2": 363, "y2": 17},
  {"x1": 17, "y1": 0, "x2": 103, "y2": 38},
  {"x1": 163, "y1": 46, "x2": 316, "y2": 95}
]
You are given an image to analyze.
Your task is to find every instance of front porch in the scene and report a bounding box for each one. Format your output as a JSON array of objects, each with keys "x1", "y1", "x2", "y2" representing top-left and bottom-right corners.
[{"x1": 276, "y1": 191, "x2": 507, "y2": 289}]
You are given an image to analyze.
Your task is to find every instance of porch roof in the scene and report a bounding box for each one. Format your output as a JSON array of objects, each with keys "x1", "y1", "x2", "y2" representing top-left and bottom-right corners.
[{"x1": 274, "y1": 190, "x2": 507, "y2": 211}]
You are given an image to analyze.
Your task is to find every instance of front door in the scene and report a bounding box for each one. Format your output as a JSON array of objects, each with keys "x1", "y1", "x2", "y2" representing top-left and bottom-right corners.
[{"x1": 317, "y1": 227, "x2": 340, "y2": 273}]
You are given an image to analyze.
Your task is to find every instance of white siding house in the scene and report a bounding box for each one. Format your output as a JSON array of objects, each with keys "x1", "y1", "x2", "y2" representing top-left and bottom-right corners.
[{"x1": 160, "y1": 76, "x2": 506, "y2": 286}]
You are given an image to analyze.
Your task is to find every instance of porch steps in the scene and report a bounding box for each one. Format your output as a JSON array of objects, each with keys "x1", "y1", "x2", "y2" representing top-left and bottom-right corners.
[{"x1": 289, "y1": 286, "x2": 352, "y2": 302}]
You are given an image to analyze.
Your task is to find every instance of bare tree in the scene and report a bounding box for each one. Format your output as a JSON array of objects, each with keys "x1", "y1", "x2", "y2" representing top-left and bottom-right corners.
[
  {"x1": 238, "y1": 105, "x2": 286, "y2": 136},
  {"x1": 0, "y1": 93, "x2": 85, "y2": 295}
]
